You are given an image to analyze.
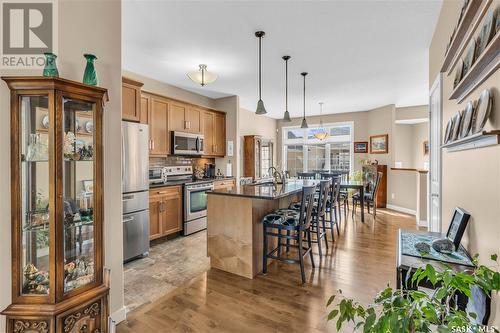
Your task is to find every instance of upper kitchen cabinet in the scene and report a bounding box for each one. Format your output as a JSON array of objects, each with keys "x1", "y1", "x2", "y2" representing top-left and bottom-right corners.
[
  {"x1": 122, "y1": 77, "x2": 143, "y2": 122},
  {"x1": 202, "y1": 110, "x2": 225, "y2": 157},
  {"x1": 168, "y1": 100, "x2": 202, "y2": 134},
  {"x1": 148, "y1": 94, "x2": 170, "y2": 156},
  {"x1": 140, "y1": 94, "x2": 150, "y2": 124}
]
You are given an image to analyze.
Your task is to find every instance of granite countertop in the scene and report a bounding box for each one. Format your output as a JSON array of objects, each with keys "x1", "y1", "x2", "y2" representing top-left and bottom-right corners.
[
  {"x1": 207, "y1": 179, "x2": 318, "y2": 200},
  {"x1": 149, "y1": 176, "x2": 235, "y2": 189}
]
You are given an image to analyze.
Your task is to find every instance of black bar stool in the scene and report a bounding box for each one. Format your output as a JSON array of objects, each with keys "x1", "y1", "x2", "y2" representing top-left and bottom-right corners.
[
  {"x1": 262, "y1": 185, "x2": 317, "y2": 284},
  {"x1": 320, "y1": 173, "x2": 341, "y2": 241}
]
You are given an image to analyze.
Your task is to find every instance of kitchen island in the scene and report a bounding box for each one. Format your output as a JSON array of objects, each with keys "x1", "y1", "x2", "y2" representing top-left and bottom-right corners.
[{"x1": 207, "y1": 180, "x2": 316, "y2": 279}]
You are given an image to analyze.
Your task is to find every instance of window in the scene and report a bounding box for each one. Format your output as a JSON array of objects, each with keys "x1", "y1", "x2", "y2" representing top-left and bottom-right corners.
[
  {"x1": 261, "y1": 141, "x2": 273, "y2": 178},
  {"x1": 283, "y1": 122, "x2": 353, "y2": 175}
]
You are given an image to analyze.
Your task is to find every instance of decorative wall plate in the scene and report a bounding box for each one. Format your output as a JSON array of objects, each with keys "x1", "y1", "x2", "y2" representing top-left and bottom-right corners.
[
  {"x1": 41, "y1": 115, "x2": 49, "y2": 129},
  {"x1": 85, "y1": 121, "x2": 94, "y2": 133},
  {"x1": 478, "y1": 9, "x2": 495, "y2": 55},
  {"x1": 453, "y1": 61, "x2": 463, "y2": 88},
  {"x1": 460, "y1": 101, "x2": 474, "y2": 138},
  {"x1": 444, "y1": 119, "x2": 453, "y2": 144},
  {"x1": 462, "y1": 40, "x2": 476, "y2": 77},
  {"x1": 451, "y1": 112, "x2": 462, "y2": 141},
  {"x1": 472, "y1": 89, "x2": 492, "y2": 134}
]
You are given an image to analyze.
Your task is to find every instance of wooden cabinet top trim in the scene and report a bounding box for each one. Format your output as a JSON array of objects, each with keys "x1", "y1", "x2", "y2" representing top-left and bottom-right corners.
[
  {"x1": 141, "y1": 89, "x2": 226, "y2": 115},
  {"x1": 122, "y1": 76, "x2": 144, "y2": 87}
]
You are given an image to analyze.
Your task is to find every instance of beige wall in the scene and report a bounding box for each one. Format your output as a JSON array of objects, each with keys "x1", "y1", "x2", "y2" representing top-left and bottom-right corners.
[
  {"x1": 122, "y1": 70, "x2": 217, "y2": 110},
  {"x1": 413, "y1": 122, "x2": 429, "y2": 169},
  {"x1": 430, "y1": 0, "x2": 500, "y2": 324},
  {"x1": 393, "y1": 122, "x2": 429, "y2": 170},
  {"x1": 395, "y1": 105, "x2": 428, "y2": 121},
  {"x1": 239, "y1": 108, "x2": 277, "y2": 177},
  {"x1": 214, "y1": 96, "x2": 240, "y2": 179},
  {"x1": 0, "y1": 0, "x2": 124, "y2": 330}
]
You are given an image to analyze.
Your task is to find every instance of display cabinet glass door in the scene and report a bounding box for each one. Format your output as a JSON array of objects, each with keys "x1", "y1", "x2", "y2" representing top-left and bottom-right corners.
[
  {"x1": 20, "y1": 95, "x2": 51, "y2": 296},
  {"x1": 61, "y1": 97, "x2": 96, "y2": 293}
]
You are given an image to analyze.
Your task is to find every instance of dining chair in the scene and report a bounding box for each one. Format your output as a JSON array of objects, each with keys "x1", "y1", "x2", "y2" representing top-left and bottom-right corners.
[
  {"x1": 352, "y1": 171, "x2": 383, "y2": 218},
  {"x1": 261, "y1": 185, "x2": 317, "y2": 284},
  {"x1": 320, "y1": 173, "x2": 341, "y2": 239}
]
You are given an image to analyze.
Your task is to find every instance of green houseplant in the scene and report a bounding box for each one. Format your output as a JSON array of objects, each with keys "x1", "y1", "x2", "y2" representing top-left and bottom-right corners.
[{"x1": 326, "y1": 255, "x2": 500, "y2": 332}]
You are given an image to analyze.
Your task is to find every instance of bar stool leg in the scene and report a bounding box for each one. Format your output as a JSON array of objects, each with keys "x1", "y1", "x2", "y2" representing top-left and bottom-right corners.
[
  {"x1": 286, "y1": 230, "x2": 290, "y2": 253},
  {"x1": 322, "y1": 215, "x2": 329, "y2": 249},
  {"x1": 298, "y1": 231, "x2": 306, "y2": 284},
  {"x1": 262, "y1": 224, "x2": 268, "y2": 274},
  {"x1": 307, "y1": 229, "x2": 315, "y2": 268},
  {"x1": 277, "y1": 230, "x2": 282, "y2": 258}
]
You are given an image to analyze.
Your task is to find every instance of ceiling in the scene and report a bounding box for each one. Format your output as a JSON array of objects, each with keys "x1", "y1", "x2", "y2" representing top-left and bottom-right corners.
[{"x1": 123, "y1": 0, "x2": 442, "y2": 119}]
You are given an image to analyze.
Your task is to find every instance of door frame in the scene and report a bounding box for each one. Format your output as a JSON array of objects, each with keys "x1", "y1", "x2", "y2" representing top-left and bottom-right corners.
[{"x1": 428, "y1": 73, "x2": 443, "y2": 232}]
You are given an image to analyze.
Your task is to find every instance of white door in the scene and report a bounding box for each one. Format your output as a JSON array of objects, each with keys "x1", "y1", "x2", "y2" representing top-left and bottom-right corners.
[{"x1": 428, "y1": 74, "x2": 442, "y2": 232}]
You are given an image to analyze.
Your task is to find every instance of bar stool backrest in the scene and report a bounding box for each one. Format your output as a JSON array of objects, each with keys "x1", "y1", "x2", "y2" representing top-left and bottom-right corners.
[
  {"x1": 297, "y1": 172, "x2": 315, "y2": 180},
  {"x1": 299, "y1": 185, "x2": 316, "y2": 230},
  {"x1": 320, "y1": 174, "x2": 340, "y2": 205},
  {"x1": 240, "y1": 177, "x2": 253, "y2": 185},
  {"x1": 317, "y1": 179, "x2": 331, "y2": 217}
]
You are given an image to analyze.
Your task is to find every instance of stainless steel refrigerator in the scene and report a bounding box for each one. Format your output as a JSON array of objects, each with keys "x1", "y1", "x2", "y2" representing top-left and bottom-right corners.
[{"x1": 122, "y1": 121, "x2": 150, "y2": 262}]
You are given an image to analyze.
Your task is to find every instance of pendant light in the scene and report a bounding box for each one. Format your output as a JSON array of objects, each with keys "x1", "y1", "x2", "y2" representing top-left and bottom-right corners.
[
  {"x1": 282, "y1": 56, "x2": 291, "y2": 122},
  {"x1": 255, "y1": 31, "x2": 267, "y2": 115},
  {"x1": 187, "y1": 64, "x2": 218, "y2": 87},
  {"x1": 314, "y1": 102, "x2": 329, "y2": 140},
  {"x1": 300, "y1": 72, "x2": 308, "y2": 128}
]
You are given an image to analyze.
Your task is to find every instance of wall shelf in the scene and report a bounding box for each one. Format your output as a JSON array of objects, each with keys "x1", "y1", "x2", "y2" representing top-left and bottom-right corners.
[
  {"x1": 440, "y1": 0, "x2": 483, "y2": 73},
  {"x1": 441, "y1": 130, "x2": 500, "y2": 152},
  {"x1": 449, "y1": 32, "x2": 500, "y2": 103},
  {"x1": 446, "y1": 0, "x2": 492, "y2": 75}
]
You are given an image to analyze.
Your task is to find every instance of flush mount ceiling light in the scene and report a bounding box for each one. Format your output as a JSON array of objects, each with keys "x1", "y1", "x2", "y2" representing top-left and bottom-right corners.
[
  {"x1": 187, "y1": 64, "x2": 217, "y2": 87},
  {"x1": 282, "y1": 55, "x2": 291, "y2": 122},
  {"x1": 255, "y1": 31, "x2": 267, "y2": 115},
  {"x1": 314, "y1": 102, "x2": 329, "y2": 140},
  {"x1": 300, "y1": 72, "x2": 308, "y2": 129}
]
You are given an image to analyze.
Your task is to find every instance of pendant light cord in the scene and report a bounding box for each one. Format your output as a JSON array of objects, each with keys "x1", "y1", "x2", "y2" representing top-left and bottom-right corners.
[
  {"x1": 303, "y1": 74, "x2": 306, "y2": 119},
  {"x1": 285, "y1": 59, "x2": 288, "y2": 112},
  {"x1": 259, "y1": 36, "x2": 262, "y2": 100}
]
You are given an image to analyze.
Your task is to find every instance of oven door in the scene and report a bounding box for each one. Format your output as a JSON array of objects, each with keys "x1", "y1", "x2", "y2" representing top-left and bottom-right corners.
[
  {"x1": 185, "y1": 184, "x2": 213, "y2": 221},
  {"x1": 173, "y1": 131, "x2": 203, "y2": 155}
]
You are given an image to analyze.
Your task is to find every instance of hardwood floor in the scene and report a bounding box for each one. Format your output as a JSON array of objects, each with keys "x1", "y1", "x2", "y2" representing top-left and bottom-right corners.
[{"x1": 117, "y1": 209, "x2": 418, "y2": 333}]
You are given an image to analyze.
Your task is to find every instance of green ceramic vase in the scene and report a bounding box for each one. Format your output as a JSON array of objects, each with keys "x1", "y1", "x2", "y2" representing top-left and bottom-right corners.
[
  {"x1": 82, "y1": 54, "x2": 98, "y2": 86},
  {"x1": 43, "y1": 53, "x2": 59, "y2": 77}
]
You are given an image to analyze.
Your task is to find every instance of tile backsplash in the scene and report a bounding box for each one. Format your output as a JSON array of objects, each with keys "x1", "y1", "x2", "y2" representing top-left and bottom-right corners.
[{"x1": 150, "y1": 156, "x2": 215, "y2": 170}]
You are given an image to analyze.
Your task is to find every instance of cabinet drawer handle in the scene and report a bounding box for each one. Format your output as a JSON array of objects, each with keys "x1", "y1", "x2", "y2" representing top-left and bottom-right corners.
[{"x1": 156, "y1": 191, "x2": 168, "y2": 194}]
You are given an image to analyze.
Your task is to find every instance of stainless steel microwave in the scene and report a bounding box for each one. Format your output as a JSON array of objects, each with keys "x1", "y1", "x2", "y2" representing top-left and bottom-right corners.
[{"x1": 172, "y1": 131, "x2": 204, "y2": 156}]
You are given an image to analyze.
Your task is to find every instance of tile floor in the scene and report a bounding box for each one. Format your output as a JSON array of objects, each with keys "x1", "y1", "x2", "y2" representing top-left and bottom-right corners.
[{"x1": 123, "y1": 230, "x2": 210, "y2": 312}]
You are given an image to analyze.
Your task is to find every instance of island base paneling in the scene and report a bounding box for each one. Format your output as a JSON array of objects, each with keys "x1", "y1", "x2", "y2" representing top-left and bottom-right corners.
[{"x1": 207, "y1": 193, "x2": 299, "y2": 279}]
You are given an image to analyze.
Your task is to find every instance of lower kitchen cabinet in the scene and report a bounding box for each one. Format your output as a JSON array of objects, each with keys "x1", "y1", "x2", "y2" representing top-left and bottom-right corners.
[
  {"x1": 213, "y1": 178, "x2": 236, "y2": 191},
  {"x1": 149, "y1": 186, "x2": 182, "y2": 240}
]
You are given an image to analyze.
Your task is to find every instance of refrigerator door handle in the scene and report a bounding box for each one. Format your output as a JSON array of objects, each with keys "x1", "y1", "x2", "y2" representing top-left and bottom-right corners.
[{"x1": 123, "y1": 216, "x2": 135, "y2": 223}]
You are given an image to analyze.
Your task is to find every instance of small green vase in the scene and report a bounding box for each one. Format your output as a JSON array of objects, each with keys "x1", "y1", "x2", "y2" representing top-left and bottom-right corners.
[
  {"x1": 43, "y1": 52, "x2": 59, "y2": 77},
  {"x1": 82, "y1": 54, "x2": 98, "y2": 86}
]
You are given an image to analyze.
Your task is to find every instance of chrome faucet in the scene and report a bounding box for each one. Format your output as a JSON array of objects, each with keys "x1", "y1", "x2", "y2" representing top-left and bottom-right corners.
[{"x1": 268, "y1": 167, "x2": 287, "y2": 184}]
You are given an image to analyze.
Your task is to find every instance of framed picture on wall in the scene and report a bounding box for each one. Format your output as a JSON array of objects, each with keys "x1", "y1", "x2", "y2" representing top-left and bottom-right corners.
[
  {"x1": 353, "y1": 141, "x2": 368, "y2": 153},
  {"x1": 446, "y1": 207, "x2": 470, "y2": 251},
  {"x1": 370, "y1": 134, "x2": 388, "y2": 154},
  {"x1": 423, "y1": 141, "x2": 429, "y2": 155}
]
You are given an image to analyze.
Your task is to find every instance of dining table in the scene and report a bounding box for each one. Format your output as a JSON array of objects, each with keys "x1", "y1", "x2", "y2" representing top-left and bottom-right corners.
[{"x1": 340, "y1": 180, "x2": 365, "y2": 222}]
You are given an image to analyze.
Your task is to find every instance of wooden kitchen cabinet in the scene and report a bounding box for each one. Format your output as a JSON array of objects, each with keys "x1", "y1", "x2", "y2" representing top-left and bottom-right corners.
[
  {"x1": 122, "y1": 77, "x2": 143, "y2": 122},
  {"x1": 168, "y1": 101, "x2": 202, "y2": 134},
  {"x1": 140, "y1": 94, "x2": 150, "y2": 124},
  {"x1": 149, "y1": 186, "x2": 182, "y2": 240},
  {"x1": 202, "y1": 110, "x2": 225, "y2": 157},
  {"x1": 149, "y1": 94, "x2": 170, "y2": 156},
  {"x1": 213, "y1": 179, "x2": 236, "y2": 191},
  {"x1": 214, "y1": 113, "x2": 226, "y2": 156},
  {"x1": 186, "y1": 106, "x2": 202, "y2": 133}
]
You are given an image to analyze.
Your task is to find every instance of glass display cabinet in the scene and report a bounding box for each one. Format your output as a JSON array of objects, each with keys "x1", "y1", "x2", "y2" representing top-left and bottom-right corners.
[{"x1": 1, "y1": 77, "x2": 109, "y2": 333}]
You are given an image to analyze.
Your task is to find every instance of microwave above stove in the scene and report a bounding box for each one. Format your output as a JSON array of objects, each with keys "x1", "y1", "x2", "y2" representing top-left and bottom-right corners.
[{"x1": 172, "y1": 131, "x2": 204, "y2": 156}]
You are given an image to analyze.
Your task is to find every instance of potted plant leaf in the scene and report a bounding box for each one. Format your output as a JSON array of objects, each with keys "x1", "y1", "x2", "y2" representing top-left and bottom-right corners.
[{"x1": 326, "y1": 255, "x2": 500, "y2": 332}]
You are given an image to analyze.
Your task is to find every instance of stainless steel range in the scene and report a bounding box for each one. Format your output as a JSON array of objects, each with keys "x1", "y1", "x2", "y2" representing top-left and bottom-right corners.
[
  {"x1": 161, "y1": 165, "x2": 213, "y2": 235},
  {"x1": 184, "y1": 181, "x2": 213, "y2": 235}
]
